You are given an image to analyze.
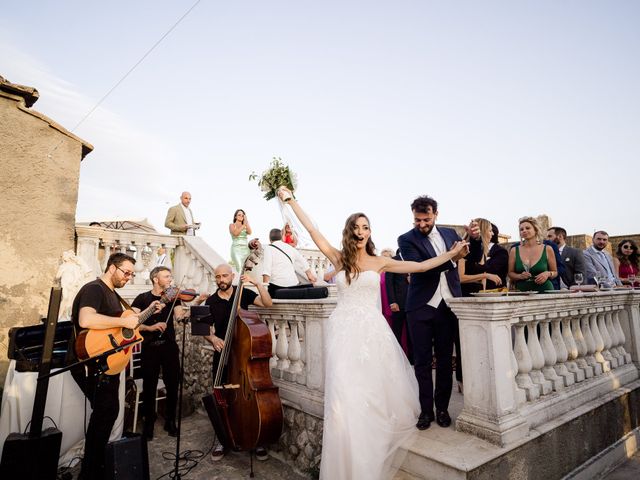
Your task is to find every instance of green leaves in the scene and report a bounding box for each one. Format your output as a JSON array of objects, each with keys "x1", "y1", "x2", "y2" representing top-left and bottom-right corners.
[{"x1": 249, "y1": 157, "x2": 296, "y2": 200}]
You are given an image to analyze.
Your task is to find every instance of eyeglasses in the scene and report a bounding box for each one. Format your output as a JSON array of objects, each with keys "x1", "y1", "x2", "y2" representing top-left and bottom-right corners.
[
  {"x1": 116, "y1": 266, "x2": 136, "y2": 278},
  {"x1": 622, "y1": 245, "x2": 634, "y2": 250}
]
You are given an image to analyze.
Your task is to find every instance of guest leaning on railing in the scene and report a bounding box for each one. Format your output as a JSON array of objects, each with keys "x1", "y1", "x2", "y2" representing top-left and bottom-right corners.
[{"x1": 508, "y1": 216, "x2": 557, "y2": 292}]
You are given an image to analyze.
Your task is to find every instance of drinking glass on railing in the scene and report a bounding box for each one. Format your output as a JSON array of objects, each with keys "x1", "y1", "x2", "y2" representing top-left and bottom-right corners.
[
  {"x1": 574, "y1": 273, "x2": 583, "y2": 289},
  {"x1": 628, "y1": 274, "x2": 636, "y2": 287}
]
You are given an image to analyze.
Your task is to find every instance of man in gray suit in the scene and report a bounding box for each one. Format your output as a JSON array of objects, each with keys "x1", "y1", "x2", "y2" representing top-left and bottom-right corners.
[
  {"x1": 547, "y1": 227, "x2": 586, "y2": 287},
  {"x1": 165, "y1": 192, "x2": 199, "y2": 235},
  {"x1": 583, "y1": 230, "x2": 622, "y2": 286}
]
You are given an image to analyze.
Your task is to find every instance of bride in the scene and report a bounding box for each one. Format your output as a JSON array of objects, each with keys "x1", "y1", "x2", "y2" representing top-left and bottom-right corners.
[{"x1": 278, "y1": 188, "x2": 468, "y2": 479}]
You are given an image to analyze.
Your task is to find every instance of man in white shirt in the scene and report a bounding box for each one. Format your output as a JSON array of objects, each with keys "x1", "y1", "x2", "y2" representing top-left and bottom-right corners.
[
  {"x1": 164, "y1": 192, "x2": 199, "y2": 236},
  {"x1": 262, "y1": 228, "x2": 317, "y2": 297}
]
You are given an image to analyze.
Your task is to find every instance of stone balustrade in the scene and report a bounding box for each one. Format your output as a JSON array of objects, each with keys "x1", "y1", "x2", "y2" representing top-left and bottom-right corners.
[
  {"x1": 75, "y1": 227, "x2": 226, "y2": 298},
  {"x1": 298, "y1": 248, "x2": 331, "y2": 279},
  {"x1": 75, "y1": 225, "x2": 181, "y2": 284},
  {"x1": 448, "y1": 290, "x2": 640, "y2": 446}
]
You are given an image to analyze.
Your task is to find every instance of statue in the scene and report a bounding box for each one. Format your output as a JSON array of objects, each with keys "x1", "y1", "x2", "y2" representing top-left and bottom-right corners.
[{"x1": 55, "y1": 250, "x2": 95, "y2": 321}]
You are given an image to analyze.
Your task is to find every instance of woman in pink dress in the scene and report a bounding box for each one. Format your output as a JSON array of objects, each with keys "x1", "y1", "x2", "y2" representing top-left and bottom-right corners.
[{"x1": 614, "y1": 239, "x2": 639, "y2": 287}]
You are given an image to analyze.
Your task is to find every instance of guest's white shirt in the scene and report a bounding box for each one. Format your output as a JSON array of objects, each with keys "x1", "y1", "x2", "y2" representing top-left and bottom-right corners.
[
  {"x1": 262, "y1": 240, "x2": 308, "y2": 287},
  {"x1": 426, "y1": 227, "x2": 454, "y2": 308},
  {"x1": 181, "y1": 204, "x2": 194, "y2": 236}
]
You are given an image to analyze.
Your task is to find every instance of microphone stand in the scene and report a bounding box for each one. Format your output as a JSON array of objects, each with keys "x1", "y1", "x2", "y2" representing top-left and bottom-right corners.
[{"x1": 173, "y1": 310, "x2": 191, "y2": 480}]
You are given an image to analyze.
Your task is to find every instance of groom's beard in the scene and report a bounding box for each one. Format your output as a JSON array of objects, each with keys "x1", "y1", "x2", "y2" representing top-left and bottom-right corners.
[{"x1": 418, "y1": 224, "x2": 435, "y2": 236}]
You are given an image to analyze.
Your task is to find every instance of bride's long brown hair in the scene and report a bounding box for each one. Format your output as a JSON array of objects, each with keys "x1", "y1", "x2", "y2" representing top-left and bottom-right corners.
[{"x1": 340, "y1": 213, "x2": 376, "y2": 285}]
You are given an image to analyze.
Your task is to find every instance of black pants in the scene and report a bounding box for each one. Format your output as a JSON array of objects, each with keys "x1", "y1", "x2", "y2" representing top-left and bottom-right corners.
[
  {"x1": 71, "y1": 367, "x2": 120, "y2": 480},
  {"x1": 390, "y1": 310, "x2": 413, "y2": 363},
  {"x1": 141, "y1": 340, "x2": 180, "y2": 427},
  {"x1": 407, "y1": 301, "x2": 457, "y2": 414}
]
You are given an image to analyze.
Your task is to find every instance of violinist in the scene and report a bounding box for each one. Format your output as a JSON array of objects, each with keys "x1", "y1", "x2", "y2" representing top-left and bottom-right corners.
[
  {"x1": 196, "y1": 263, "x2": 273, "y2": 461},
  {"x1": 131, "y1": 266, "x2": 187, "y2": 440}
]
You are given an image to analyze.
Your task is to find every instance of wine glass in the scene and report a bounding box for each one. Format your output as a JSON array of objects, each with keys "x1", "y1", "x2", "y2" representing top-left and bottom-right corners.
[
  {"x1": 628, "y1": 273, "x2": 636, "y2": 288},
  {"x1": 574, "y1": 273, "x2": 583, "y2": 290}
]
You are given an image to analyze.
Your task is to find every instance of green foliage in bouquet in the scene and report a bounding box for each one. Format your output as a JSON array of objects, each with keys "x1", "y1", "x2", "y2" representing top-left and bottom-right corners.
[{"x1": 249, "y1": 157, "x2": 297, "y2": 200}]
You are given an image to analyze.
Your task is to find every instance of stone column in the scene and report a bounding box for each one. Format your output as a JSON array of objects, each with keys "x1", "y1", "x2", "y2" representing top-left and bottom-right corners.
[{"x1": 448, "y1": 298, "x2": 529, "y2": 446}]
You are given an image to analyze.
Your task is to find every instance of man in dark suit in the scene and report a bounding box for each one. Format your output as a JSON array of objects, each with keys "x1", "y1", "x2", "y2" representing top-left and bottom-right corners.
[
  {"x1": 398, "y1": 195, "x2": 468, "y2": 430},
  {"x1": 547, "y1": 226, "x2": 587, "y2": 287},
  {"x1": 385, "y1": 249, "x2": 412, "y2": 363}
]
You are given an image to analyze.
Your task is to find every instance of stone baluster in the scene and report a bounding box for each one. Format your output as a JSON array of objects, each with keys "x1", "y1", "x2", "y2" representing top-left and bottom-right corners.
[
  {"x1": 76, "y1": 235, "x2": 101, "y2": 278},
  {"x1": 582, "y1": 311, "x2": 603, "y2": 376},
  {"x1": 267, "y1": 317, "x2": 277, "y2": 369},
  {"x1": 605, "y1": 308, "x2": 623, "y2": 367},
  {"x1": 598, "y1": 308, "x2": 617, "y2": 369},
  {"x1": 510, "y1": 346, "x2": 527, "y2": 405},
  {"x1": 275, "y1": 317, "x2": 290, "y2": 370},
  {"x1": 132, "y1": 241, "x2": 146, "y2": 284},
  {"x1": 539, "y1": 316, "x2": 564, "y2": 391},
  {"x1": 185, "y1": 255, "x2": 196, "y2": 289},
  {"x1": 200, "y1": 272, "x2": 212, "y2": 296},
  {"x1": 149, "y1": 244, "x2": 159, "y2": 267},
  {"x1": 192, "y1": 265, "x2": 204, "y2": 292},
  {"x1": 561, "y1": 314, "x2": 584, "y2": 383},
  {"x1": 571, "y1": 312, "x2": 592, "y2": 379},
  {"x1": 288, "y1": 318, "x2": 304, "y2": 376},
  {"x1": 526, "y1": 319, "x2": 552, "y2": 395},
  {"x1": 590, "y1": 311, "x2": 610, "y2": 373},
  {"x1": 165, "y1": 245, "x2": 175, "y2": 270},
  {"x1": 513, "y1": 322, "x2": 540, "y2": 401},
  {"x1": 613, "y1": 308, "x2": 632, "y2": 364},
  {"x1": 551, "y1": 314, "x2": 574, "y2": 386},
  {"x1": 101, "y1": 243, "x2": 112, "y2": 272}
]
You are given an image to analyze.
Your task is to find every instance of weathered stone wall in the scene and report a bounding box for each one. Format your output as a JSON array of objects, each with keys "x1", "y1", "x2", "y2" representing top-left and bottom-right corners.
[
  {"x1": 0, "y1": 81, "x2": 91, "y2": 384},
  {"x1": 270, "y1": 405, "x2": 322, "y2": 478}
]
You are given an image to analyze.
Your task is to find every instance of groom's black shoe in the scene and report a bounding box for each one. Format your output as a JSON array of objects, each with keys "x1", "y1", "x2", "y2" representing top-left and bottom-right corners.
[
  {"x1": 436, "y1": 410, "x2": 452, "y2": 428},
  {"x1": 416, "y1": 411, "x2": 434, "y2": 430}
]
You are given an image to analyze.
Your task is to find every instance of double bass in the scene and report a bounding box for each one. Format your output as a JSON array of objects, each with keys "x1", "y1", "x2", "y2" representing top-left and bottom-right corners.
[{"x1": 208, "y1": 249, "x2": 283, "y2": 452}]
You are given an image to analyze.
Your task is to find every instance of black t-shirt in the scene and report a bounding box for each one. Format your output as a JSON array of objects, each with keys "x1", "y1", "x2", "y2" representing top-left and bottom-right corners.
[
  {"x1": 131, "y1": 291, "x2": 177, "y2": 343},
  {"x1": 204, "y1": 287, "x2": 258, "y2": 340},
  {"x1": 70, "y1": 279, "x2": 123, "y2": 360}
]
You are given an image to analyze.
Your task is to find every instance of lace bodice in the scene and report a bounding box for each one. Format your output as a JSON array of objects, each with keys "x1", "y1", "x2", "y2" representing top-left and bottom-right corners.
[{"x1": 335, "y1": 270, "x2": 381, "y2": 308}]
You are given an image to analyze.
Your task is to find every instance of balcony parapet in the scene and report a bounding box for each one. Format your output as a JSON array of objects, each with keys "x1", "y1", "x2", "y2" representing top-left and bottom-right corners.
[
  {"x1": 252, "y1": 299, "x2": 336, "y2": 418},
  {"x1": 448, "y1": 290, "x2": 640, "y2": 447}
]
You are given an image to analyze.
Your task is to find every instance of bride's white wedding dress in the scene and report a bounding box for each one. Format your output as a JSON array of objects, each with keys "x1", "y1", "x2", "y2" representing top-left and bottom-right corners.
[{"x1": 320, "y1": 270, "x2": 420, "y2": 480}]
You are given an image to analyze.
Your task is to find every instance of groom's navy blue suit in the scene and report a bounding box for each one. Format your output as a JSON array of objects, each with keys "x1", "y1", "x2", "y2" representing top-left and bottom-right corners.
[{"x1": 398, "y1": 226, "x2": 462, "y2": 415}]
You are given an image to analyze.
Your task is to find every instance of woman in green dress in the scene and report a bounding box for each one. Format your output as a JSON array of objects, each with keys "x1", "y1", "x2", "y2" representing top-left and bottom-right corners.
[
  {"x1": 508, "y1": 216, "x2": 558, "y2": 292},
  {"x1": 229, "y1": 209, "x2": 252, "y2": 272}
]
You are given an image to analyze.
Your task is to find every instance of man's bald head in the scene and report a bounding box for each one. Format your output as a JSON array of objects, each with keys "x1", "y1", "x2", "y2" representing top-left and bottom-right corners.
[
  {"x1": 180, "y1": 192, "x2": 192, "y2": 207},
  {"x1": 214, "y1": 263, "x2": 234, "y2": 291}
]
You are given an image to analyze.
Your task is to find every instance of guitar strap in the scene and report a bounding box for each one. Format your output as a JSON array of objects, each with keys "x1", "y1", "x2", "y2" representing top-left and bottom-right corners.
[{"x1": 114, "y1": 291, "x2": 134, "y2": 312}]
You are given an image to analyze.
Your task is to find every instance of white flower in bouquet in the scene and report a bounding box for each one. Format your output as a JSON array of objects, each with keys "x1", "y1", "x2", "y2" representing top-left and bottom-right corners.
[{"x1": 249, "y1": 157, "x2": 297, "y2": 201}]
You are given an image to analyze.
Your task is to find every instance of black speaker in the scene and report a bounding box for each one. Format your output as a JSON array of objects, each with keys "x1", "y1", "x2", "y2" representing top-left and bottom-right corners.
[
  {"x1": 104, "y1": 433, "x2": 150, "y2": 480},
  {"x1": 0, "y1": 427, "x2": 62, "y2": 480}
]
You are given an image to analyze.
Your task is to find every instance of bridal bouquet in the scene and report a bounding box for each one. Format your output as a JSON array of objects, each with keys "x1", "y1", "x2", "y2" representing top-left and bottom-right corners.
[{"x1": 249, "y1": 157, "x2": 297, "y2": 201}]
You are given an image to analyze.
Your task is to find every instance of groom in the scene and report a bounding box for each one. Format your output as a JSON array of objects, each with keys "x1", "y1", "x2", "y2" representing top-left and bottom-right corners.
[{"x1": 398, "y1": 195, "x2": 467, "y2": 430}]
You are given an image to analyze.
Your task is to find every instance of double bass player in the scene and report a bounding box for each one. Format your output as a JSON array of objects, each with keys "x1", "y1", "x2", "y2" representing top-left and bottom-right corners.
[{"x1": 195, "y1": 263, "x2": 273, "y2": 461}]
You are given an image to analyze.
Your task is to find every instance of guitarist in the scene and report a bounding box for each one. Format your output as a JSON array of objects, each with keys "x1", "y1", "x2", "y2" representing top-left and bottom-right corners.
[
  {"x1": 131, "y1": 266, "x2": 185, "y2": 440},
  {"x1": 70, "y1": 253, "x2": 163, "y2": 480}
]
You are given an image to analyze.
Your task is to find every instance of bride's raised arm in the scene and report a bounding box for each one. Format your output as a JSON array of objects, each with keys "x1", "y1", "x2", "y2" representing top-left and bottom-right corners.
[
  {"x1": 278, "y1": 188, "x2": 341, "y2": 268},
  {"x1": 381, "y1": 241, "x2": 469, "y2": 274}
]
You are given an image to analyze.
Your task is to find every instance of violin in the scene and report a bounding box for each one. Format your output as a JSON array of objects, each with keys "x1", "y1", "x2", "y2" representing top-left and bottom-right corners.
[{"x1": 162, "y1": 287, "x2": 200, "y2": 303}]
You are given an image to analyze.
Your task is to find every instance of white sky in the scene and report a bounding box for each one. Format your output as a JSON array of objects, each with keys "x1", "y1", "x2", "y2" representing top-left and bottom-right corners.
[{"x1": 2, "y1": 1, "x2": 639, "y2": 259}]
